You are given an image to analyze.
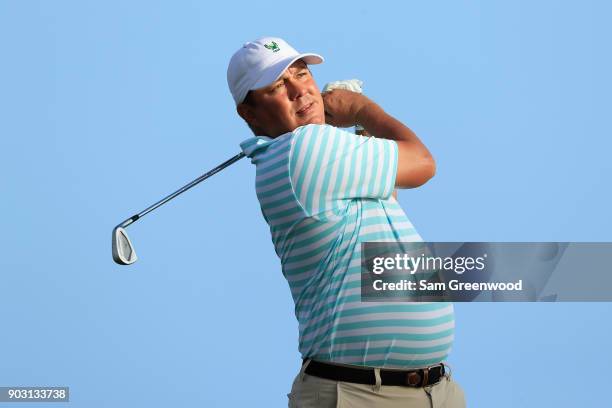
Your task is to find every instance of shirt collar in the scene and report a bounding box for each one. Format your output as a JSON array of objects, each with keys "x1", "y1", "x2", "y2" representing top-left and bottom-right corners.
[{"x1": 239, "y1": 136, "x2": 274, "y2": 158}]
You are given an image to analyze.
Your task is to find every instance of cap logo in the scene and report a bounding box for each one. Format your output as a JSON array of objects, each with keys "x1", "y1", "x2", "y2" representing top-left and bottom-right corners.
[{"x1": 264, "y1": 41, "x2": 280, "y2": 53}]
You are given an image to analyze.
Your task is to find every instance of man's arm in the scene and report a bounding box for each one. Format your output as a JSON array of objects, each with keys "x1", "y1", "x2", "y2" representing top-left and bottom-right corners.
[{"x1": 322, "y1": 90, "x2": 435, "y2": 188}]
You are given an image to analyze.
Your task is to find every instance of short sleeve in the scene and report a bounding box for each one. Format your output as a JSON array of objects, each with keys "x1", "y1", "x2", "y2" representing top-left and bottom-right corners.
[{"x1": 289, "y1": 124, "x2": 398, "y2": 217}]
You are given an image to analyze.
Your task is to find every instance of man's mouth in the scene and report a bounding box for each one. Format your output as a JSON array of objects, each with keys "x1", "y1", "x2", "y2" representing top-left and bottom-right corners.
[{"x1": 296, "y1": 102, "x2": 314, "y2": 115}]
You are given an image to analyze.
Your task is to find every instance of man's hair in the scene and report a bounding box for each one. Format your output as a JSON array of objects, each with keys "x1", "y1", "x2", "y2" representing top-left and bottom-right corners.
[
  {"x1": 242, "y1": 91, "x2": 255, "y2": 107},
  {"x1": 241, "y1": 91, "x2": 259, "y2": 135}
]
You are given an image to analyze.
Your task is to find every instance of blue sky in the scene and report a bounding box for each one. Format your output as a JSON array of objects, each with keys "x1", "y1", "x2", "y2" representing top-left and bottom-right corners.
[{"x1": 1, "y1": 1, "x2": 611, "y2": 406}]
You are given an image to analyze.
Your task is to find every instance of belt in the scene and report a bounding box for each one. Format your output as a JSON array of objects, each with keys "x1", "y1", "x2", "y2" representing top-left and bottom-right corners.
[{"x1": 303, "y1": 359, "x2": 446, "y2": 387}]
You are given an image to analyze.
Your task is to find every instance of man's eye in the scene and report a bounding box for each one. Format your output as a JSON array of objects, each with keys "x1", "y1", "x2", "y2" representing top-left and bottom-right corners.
[
  {"x1": 274, "y1": 82, "x2": 285, "y2": 90},
  {"x1": 298, "y1": 71, "x2": 308, "y2": 77}
]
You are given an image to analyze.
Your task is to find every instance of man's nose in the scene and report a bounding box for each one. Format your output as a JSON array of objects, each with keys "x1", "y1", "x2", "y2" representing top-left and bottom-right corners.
[{"x1": 286, "y1": 79, "x2": 306, "y2": 100}]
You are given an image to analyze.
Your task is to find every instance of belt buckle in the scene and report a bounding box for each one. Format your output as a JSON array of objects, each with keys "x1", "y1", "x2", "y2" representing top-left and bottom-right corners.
[
  {"x1": 405, "y1": 371, "x2": 421, "y2": 386},
  {"x1": 404, "y1": 363, "x2": 445, "y2": 387}
]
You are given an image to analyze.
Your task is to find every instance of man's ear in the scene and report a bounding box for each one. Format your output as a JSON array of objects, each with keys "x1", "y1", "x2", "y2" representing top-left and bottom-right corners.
[{"x1": 237, "y1": 103, "x2": 259, "y2": 129}]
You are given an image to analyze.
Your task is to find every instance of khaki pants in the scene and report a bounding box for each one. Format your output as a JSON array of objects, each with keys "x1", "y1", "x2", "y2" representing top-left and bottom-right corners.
[{"x1": 288, "y1": 361, "x2": 466, "y2": 408}]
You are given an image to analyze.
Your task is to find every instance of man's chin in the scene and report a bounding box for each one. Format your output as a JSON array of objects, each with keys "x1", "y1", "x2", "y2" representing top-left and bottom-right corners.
[{"x1": 297, "y1": 114, "x2": 325, "y2": 127}]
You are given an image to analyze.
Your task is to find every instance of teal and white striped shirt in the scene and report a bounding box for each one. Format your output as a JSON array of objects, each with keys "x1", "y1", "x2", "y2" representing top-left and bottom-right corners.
[{"x1": 241, "y1": 124, "x2": 454, "y2": 368}]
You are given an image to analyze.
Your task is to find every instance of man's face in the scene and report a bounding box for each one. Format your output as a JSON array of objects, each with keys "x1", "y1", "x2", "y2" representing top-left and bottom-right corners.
[{"x1": 238, "y1": 60, "x2": 325, "y2": 137}]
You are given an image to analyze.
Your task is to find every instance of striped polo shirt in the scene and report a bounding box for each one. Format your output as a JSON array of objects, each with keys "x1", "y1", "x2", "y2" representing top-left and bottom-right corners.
[{"x1": 240, "y1": 124, "x2": 454, "y2": 368}]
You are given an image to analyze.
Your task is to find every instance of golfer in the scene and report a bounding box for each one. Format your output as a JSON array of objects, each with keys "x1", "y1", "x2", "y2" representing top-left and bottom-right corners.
[{"x1": 228, "y1": 37, "x2": 465, "y2": 407}]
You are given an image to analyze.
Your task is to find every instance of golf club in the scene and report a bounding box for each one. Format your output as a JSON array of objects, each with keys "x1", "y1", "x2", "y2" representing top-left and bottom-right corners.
[{"x1": 112, "y1": 152, "x2": 245, "y2": 265}]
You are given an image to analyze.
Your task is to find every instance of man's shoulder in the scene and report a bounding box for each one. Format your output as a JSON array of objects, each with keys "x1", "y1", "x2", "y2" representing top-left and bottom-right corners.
[
  {"x1": 291, "y1": 123, "x2": 351, "y2": 137},
  {"x1": 289, "y1": 124, "x2": 359, "y2": 149}
]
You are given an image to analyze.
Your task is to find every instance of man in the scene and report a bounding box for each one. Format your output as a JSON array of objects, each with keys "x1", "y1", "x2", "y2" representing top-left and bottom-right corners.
[{"x1": 227, "y1": 37, "x2": 465, "y2": 407}]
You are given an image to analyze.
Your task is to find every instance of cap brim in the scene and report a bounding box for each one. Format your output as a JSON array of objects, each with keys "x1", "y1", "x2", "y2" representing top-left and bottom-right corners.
[{"x1": 251, "y1": 53, "x2": 324, "y2": 91}]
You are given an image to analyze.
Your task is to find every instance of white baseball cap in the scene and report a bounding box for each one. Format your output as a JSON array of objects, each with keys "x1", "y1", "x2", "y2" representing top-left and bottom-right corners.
[{"x1": 227, "y1": 37, "x2": 324, "y2": 105}]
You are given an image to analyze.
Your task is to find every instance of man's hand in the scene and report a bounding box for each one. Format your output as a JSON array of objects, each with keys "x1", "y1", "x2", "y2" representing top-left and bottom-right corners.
[{"x1": 322, "y1": 89, "x2": 375, "y2": 128}]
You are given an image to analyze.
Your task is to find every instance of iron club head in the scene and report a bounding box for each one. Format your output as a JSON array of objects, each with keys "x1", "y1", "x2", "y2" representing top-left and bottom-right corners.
[
  {"x1": 111, "y1": 152, "x2": 245, "y2": 265},
  {"x1": 112, "y1": 226, "x2": 138, "y2": 265}
]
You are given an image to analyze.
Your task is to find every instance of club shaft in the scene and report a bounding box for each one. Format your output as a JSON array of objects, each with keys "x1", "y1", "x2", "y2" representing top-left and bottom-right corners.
[{"x1": 118, "y1": 152, "x2": 245, "y2": 229}]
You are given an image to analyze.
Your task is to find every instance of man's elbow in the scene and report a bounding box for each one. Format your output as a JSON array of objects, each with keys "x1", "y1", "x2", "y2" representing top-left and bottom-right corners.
[
  {"x1": 424, "y1": 157, "x2": 436, "y2": 182},
  {"x1": 396, "y1": 157, "x2": 436, "y2": 188},
  {"x1": 414, "y1": 157, "x2": 436, "y2": 187}
]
